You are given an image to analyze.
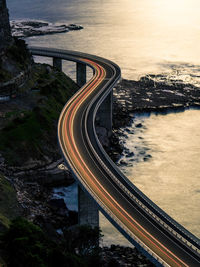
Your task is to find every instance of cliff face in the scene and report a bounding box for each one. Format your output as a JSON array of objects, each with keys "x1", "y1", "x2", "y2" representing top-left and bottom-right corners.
[
  {"x1": 0, "y1": 0, "x2": 33, "y2": 98},
  {"x1": 0, "y1": 0, "x2": 13, "y2": 50}
]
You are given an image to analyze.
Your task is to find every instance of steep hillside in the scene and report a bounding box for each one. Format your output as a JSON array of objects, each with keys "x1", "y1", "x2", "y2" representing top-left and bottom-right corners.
[
  {"x1": 0, "y1": 173, "x2": 21, "y2": 231},
  {"x1": 0, "y1": 63, "x2": 79, "y2": 166}
]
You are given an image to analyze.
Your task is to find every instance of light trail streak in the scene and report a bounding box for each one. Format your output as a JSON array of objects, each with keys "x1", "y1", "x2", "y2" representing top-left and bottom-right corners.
[{"x1": 60, "y1": 59, "x2": 189, "y2": 267}]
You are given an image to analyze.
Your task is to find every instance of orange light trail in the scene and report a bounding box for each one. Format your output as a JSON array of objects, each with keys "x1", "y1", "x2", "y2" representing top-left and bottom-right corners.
[{"x1": 60, "y1": 59, "x2": 189, "y2": 267}]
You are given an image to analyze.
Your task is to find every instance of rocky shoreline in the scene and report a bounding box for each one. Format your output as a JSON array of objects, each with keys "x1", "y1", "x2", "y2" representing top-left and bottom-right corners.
[
  {"x1": 111, "y1": 75, "x2": 200, "y2": 164},
  {"x1": 101, "y1": 245, "x2": 154, "y2": 267},
  {"x1": 11, "y1": 20, "x2": 83, "y2": 38},
  {"x1": 113, "y1": 75, "x2": 200, "y2": 126},
  {"x1": 97, "y1": 74, "x2": 200, "y2": 165}
]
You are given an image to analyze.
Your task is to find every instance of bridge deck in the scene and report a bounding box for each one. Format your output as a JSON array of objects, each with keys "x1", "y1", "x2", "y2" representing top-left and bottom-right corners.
[{"x1": 30, "y1": 47, "x2": 200, "y2": 267}]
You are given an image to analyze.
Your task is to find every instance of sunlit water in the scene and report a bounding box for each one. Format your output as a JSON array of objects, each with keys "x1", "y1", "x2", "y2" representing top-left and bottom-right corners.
[
  {"x1": 119, "y1": 109, "x2": 200, "y2": 239},
  {"x1": 7, "y1": 0, "x2": 200, "y2": 80},
  {"x1": 7, "y1": 0, "x2": 200, "y2": 245}
]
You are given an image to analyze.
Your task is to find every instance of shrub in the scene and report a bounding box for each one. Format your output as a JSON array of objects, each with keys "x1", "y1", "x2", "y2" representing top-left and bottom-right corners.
[
  {"x1": 6, "y1": 37, "x2": 32, "y2": 67},
  {"x1": 0, "y1": 218, "x2": 100, "y2": 267}
]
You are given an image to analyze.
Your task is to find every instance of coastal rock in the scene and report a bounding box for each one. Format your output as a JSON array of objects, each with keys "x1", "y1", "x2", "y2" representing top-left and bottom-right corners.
[
  {"x1": 101, "y1": 245, "x2": 154, "y2": 267},
  {"x1": 125, "y1": 151, "x2": 134, "y2": 158},
  {"x1": 11, "y1": 20, "x2": 83, "y2": 38},
  {"x1": 48, "y1": 198, "x2": 69, "y2": 217},
  {"x1": 119, "y1": 160, "x2": 128, "y2": 166},
  {"x1": 68, "y1": 23, "x2": 84, "y2": 30},
  {"x1": 9, "y1": 159, "x2": 74, "y2": 187},
  {"x1": 113, "y1": 76, "x2": 200, "y2": 114},
  {"x1": 143, "y1": 154, "x2": 152, "y2": 161},
  {"x1": 112, "y1": 75, "x2": 200, "y2": 167},
  {"x1": 136, "y1": 123, "x2": 143, "y2": 128}
]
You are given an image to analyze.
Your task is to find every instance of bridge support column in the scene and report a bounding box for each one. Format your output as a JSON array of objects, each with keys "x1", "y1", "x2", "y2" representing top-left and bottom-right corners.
[
  {"x1": 78, "y1": 186, "x2": 99, "y2": 228},
  {"x1": 97, "y1": 91, "x2": 113, "y2": 133},
  {"x1": 53, "y1": 57, "x2": 62, "y2": 71},
  {"x1": 76, "y1": 62, "x2": 86, "y2": 87}
]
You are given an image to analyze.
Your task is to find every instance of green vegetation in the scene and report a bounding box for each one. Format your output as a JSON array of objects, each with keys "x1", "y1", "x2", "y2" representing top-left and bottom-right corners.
[
  {"x1": 0, "y1": 217, "x2": 102, "y2": 267},
  {"x1": 0, "y1": 64, "x2": 79, "y2": 165},
  {"x1": 63, "y1": 225, "x2": 103, "y2": 266},
  {"x1": 0, "y1": 38, "x2": 32, "y2": 82},
  {"x1": 0, "y1": 68, "x2": 12, "y2": 82},
  {"x1": 0, "y1": 174, "x2": 21, "y2": 230},
  {"x1": 6, "y1": 38, "x2": 32, "y2": 70}
]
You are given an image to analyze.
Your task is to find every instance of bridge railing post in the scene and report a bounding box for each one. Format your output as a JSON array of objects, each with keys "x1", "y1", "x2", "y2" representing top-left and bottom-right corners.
[
  {"x1": 53, "y1": 57, "x2": 62, "y2": 71},
  {"x1": 76, "y1": 62, "x2": 86, "y2": 87},
  {"x1": 78, "y1": 185, "x2": 99, "y2": 228}
]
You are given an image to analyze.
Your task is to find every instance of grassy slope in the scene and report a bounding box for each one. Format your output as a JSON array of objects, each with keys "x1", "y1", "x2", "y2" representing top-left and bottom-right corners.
[
  {"x1": 0, "y1": 63, "x2": 79, "y2": 264},
  {"x1": 0, "y1": 64, "x2": 79, "y2": 166},
  {"x1": 0, "y1": 173, "x2": 21, "y2": 230}
]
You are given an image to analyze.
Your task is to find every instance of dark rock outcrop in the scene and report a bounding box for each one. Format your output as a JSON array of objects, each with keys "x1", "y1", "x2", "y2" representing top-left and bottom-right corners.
[
  {"x1": 11, "y1": 20, "x2": 84, "y2": 38},
  {"x1": 101, "y1": 245, "x2": 154, "y2": 267},
  {"x1": 114, "y1": 76, "x2": 200, "y2": 115},
  {"x1": 48, "y1": 198, "x2": 69, "y2": 217},
  {"x1": 0, "y1": 0, "x2": 13, "y2": 50}
]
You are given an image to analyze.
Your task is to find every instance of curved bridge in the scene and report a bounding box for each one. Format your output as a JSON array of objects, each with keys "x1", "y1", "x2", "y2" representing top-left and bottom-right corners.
[{"x1": 30, "y1": 47, "x2": 200, "y2": 267}]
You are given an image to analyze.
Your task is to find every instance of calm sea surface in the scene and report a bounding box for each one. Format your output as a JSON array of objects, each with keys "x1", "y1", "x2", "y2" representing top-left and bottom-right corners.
[{"x1": 7, "y1": 0, "x2": 200, "y2": 245}]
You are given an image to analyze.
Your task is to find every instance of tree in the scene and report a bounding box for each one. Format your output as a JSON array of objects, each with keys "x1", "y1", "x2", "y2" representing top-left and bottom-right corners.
[
  {"x1": 0, "y1": 217, "x2": 86, "y2": 267},
  {"x1": 63, "y1": 225, "x2": 103, "y2": 267}
]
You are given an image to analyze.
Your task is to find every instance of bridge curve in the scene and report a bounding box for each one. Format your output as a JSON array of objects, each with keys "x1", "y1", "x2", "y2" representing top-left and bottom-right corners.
[{"x1": 30, "y1": 46, "x2": 200, "y2": 267}]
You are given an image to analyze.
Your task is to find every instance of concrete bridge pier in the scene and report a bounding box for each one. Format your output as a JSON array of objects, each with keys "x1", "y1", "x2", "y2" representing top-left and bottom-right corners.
[
  {"x1": 53, "y1": 57, "x2": 62, "y2": 71},
  {"x1": 78, "y1": 185, "x2": 99, "y2": 228},
  {"x1": 97, "y1": 91, "x2": 113, "y2": 133},
  {"x1": 76, "y1": 62, "x2": 86, "y2": 87}
]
